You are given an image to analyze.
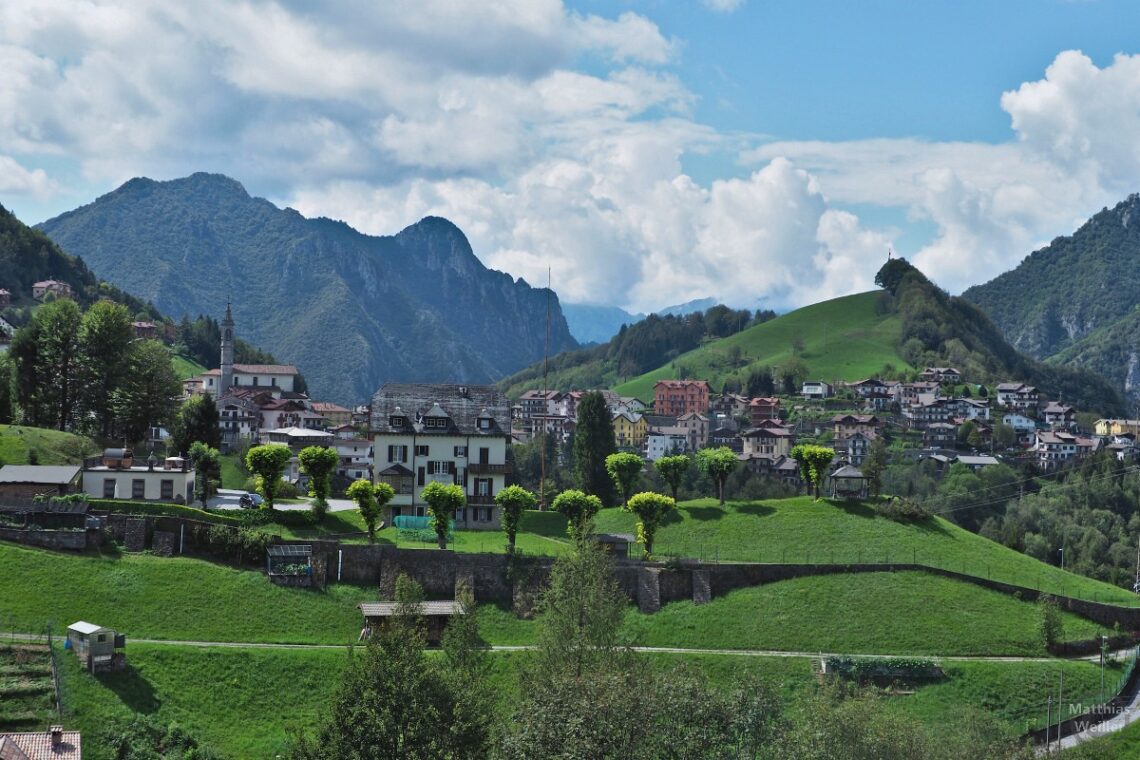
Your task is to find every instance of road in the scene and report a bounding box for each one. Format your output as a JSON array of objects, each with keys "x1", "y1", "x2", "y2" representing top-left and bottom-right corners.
[{"x1": 207, "y1": 489, "x2": 357, "y2": 512}]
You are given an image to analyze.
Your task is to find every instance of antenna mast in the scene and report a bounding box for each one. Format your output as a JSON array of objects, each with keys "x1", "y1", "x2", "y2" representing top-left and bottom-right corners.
[{"x1": 540, "y1": 266, "x2": 551, "y2": 510}]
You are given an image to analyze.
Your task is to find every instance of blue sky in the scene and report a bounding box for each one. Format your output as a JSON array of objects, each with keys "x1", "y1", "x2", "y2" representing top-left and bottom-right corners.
[{"x1": 2, "y1": 1, "x2": 1139, "y2": 312}]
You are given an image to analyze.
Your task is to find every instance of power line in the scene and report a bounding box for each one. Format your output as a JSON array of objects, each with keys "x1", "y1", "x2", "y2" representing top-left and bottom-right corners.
[{"x1": 928, "y1": 466, "x2": 1139, "y2": 517}]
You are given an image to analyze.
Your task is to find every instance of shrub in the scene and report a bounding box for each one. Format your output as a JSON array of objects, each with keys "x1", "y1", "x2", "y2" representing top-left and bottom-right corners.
[{"x1": 875, "y1": 496, "x2": 931, "y2": 522}]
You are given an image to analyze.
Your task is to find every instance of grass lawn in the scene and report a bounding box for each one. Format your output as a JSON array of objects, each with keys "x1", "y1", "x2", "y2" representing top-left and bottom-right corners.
[
  {"x1": 218, "y1": 453, "x2": 246, "y2": 489},
  {"x1": 614, "y1": 291, "x2": 911, "y2": 401},
  {"x1": 170, "y1": 354, "x2": 206, "y2": 381},
  {"x1": 622, "y1": 571, "x2": 1107, "y2": 656},
  {"x1": 0, "y1": 543, "x2": 373, "y2": 644},
  {"x1": 588, "y1": 498, "x2": 1139, "y2": 605},
  {"x1": 891, "y1": 659, "x2": 1126, "y2": 740},
  {"x1": 0, "y1": 424, "x2": 97, "y2": 465}
]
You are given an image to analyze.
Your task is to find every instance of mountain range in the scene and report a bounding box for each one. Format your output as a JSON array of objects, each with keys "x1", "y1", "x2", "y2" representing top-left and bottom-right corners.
[
  {"x1": 963, "y1": 194, "x2": 1140, "y2": 400},
  {"x1": 36, "y1": 173, "x2": 577, "y2": 404}
]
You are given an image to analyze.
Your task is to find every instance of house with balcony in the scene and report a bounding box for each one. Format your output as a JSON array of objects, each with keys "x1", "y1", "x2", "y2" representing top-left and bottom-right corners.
[
  {"x1": 677, "y1": 411, "x2": 709, "y2": 452},
  {"x1": 653, "y1": 380, "x2": 709, "y2": 417},
  {"x1": 646, "y1": 429, "x2": 689, "y2": 461},
  {"x1": 831, "y1": 414, "x2": 881, "y2": 439},
  {"x1": 371, "y1": 384, "x2": 510, "y2": 530},
  {"x1": 801, "y1": 380, "x2": 833, "y2": 400},
  {"x1": 613, "y1": 411, "x2": 648, "y2": 450},
  {"x1": 920, "y1": 367, "x2": 962, "y2": 384},
  {"x1": 1042, "y1": 401, "x2": 1077, "y2": 431},
  {"x1": 996, "y1": 383, "x2": 1040, "y2": 413},
  {"x1": 1035, "y1": 430, "x2": 1099, "y2": 470},
  {"x1": 748, "y1": 397, "x2": 780, "y2": 426}
]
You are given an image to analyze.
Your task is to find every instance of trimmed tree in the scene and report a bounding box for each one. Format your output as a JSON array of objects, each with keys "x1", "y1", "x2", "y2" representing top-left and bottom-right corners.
[
  {"x1": 372, "y1": 481, "x2": 395, "y2": 538},
  {"x1": 298, "y1": 445, "x2": 339, "y2": 521},
  {"x1": 790, "y1": 444, "x2": 835, "y2": 500},
  {"x1": 552, "y1": 489, "x2": 602, "y2": 539},
  {"x1": 422, "y1": 481, "x2": 465, "y2": 550},
  {"x1": 348, "y1": 479, "x2": 390, "y2": 543},
  {"x1": 696, "y1": 447, "x2": 737, "y2": 505},
  {"x1": 495, "y1": 484, "x2": 536, "y2": 554},
  {"x1": 604, "y1": 452, "x2": 643, "y2": 508},
  {"x1": 572, "y1": 391, "x2": 616, "y2": 504},
  {"x1": 625, "y1": 491, "x2": 674, "y2": 558},
  {"x1": 654, "y1": 454, "x2": 690, "y2": 504},
  {"x1": 245, "y1": 443, "x2": 292, "y2": 509},
  {"x1": 187, "y1": 441, "x2": 221, "y2": 509}
]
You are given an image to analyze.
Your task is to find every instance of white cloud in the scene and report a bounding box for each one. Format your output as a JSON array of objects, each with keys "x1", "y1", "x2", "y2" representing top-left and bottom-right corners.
[
  {"x1": 0, "y1": 155, "x2": 57, "y2": 198},
  {"x1": 702, "y1": 0, "x2": 746, "y2": 13}
]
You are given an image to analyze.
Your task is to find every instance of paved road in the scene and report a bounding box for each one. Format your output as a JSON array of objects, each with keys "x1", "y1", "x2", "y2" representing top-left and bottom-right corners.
[{"x1": 207, "y1": 489, "x2": 356, "y2": 512}]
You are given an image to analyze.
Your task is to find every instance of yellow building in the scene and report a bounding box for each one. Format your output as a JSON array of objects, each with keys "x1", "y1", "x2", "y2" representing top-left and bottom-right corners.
[
  {"x1": 1095, "y1": 419, "x2": 1140, "y2": 437},
  {"x1": 612, "y1": 411, "x2": 648, "y2": 450}
]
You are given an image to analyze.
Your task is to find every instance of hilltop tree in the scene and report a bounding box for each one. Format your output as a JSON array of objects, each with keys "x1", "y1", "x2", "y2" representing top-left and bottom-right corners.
[
  {"x1": 188, "y1": 441, "x2": 221, "y2": 509},
  {"x1": 422, "y1": 481, "x2": 464, "y2": 550},
  {"x1": 572, "y1": 391, "x2": 616, "y2": 504},
  {"x1": 696, "y1": 447, "x2": 737, "y2": 505},
  {"x1": 552, "y1": 489, "x2": 602, "y2": 539},
  {"x1": 625, "y1": 492, "x2": 674, "y2": 558},
  {"x1": 861, "y1": 437, "x2": 888, "y2": 497},
  {"x1": 654, "y1": 454, "x2": 690, "y2": 504},
  {"x1": 495, "y1": 484, "x2": 536, "y2": 554},
  {"x1": 245, "y1": 443, "x2": 292, "y2": 509},
  {"x1": 168, "y1": 394, "x2": 221, "y2": 454},
  {"x1": 604, "y1": 452, "x2": 643, "y2": 508},
  {"x1": 299, "y1": 445, "x2": 339, "y2": 520},
  {"x1": 790, "y1": 444, "x2": 835, "y2": 500}
]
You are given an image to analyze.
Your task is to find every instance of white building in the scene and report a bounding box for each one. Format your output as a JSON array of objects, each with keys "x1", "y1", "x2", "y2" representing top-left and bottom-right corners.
[
  {"x1": 371, "y1": 384, "x2": 510, "y2": 530},
  {"x1": 82, "y1": 450, "x2": 196, "y2": 503},
  {"x1": 334, "y1": 438, "x2": 373, "y2": 482},
  {"x1": 646, "y1": 430, "x2": 689, "y2": 461}
]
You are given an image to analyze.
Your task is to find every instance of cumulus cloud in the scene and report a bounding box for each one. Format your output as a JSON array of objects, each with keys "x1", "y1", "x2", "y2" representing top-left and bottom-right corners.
[{"x1": 0, "y1": 155, "x2": 56, "y2": 198}]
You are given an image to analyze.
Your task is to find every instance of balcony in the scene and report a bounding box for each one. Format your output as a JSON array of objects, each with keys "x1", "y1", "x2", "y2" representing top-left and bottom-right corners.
[
  {"x1": 467, "y1": 462, "x2": 512, "y2": 475},
  {"x1": 467, "y1": 494, "x2": 496, "y2": 506}
]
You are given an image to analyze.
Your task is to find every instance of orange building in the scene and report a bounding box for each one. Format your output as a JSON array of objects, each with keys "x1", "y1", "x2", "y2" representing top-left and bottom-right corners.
[{"x1": 653, "y1": 380, "x2": 710, "y2": 418}]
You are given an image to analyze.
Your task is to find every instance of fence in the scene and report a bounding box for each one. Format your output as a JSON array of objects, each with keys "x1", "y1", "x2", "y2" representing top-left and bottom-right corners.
[{"x1": 1026, "y1": 645, "x2": 1140, "y2": 747}]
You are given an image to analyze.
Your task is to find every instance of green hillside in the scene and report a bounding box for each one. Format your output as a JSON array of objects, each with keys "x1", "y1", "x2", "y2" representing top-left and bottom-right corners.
[
  {"x1": 170, "y1": 353, "x2": 206, "y2": 381},
  {"x1": 614, "y1": 291, "x2": 908, "y2": 401},
  {"x1": 0, "y1": 425, "x2": 98, "y2": 465}
]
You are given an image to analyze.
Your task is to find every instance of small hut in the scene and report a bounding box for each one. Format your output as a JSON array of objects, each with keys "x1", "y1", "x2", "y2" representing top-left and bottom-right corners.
[
  {"x1": 358, "y1": 601, "x2": 463, "y2": 646},
  {"x1": 595, "y1": 533, "x2": 637, "y2": 559},
  {"x1": 66, "y1": 621, "x2": 126, "y2": 672},
  {"x1": 829, "y1": 465, "x2": 868, "y2": 500}
]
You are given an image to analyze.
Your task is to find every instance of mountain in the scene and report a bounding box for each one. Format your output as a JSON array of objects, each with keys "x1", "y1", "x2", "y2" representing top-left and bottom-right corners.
[
  {"x1": 561, "y1": 303, "x2": 646, "y2": 344},
  {"x1": 37, "y1": 173, "x2": 578, "y2": 404},
  {"x1": 655, "y1": 297, "x2": 718, "y2": 318},
  {"x1": 962, "y1": 194, "x2": 1140, "y2": 359},
  {"x1": 504, "y1": 258, "x2": 1125, "y2": 415}
]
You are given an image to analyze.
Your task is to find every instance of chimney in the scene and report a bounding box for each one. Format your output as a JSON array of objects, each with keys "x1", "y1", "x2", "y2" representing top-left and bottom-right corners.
[{"x1": 50, "y1": 725, "x2": 63, "y2": 747}]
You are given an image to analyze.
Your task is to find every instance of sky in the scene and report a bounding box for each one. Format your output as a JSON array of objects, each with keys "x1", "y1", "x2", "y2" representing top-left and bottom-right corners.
[{"x1": 3, "y1": 0, "x2": 1140, "y2": 314}]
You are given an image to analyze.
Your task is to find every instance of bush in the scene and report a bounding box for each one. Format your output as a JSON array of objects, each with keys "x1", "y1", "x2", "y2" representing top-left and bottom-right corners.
[{"x1": 875, "y1": 496, "x2": 931, "y2": 522}]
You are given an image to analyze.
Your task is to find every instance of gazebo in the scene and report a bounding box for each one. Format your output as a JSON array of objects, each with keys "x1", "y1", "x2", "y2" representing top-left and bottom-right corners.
[
  {"x1": 829, "y1": 465, "x2": 868, "y2": 499},
  {"x1": 358, "y1": 600, "x2": 464, "y2": 646}
]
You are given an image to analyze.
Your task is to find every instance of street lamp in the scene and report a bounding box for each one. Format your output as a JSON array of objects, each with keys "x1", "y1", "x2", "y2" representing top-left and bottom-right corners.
[
  {"x1": 1101, "y1": 634, "x2": 1109, "y2": 701},
  {"x1": 1059, "y1": 547, "x2": 1065, "y2": 572}
]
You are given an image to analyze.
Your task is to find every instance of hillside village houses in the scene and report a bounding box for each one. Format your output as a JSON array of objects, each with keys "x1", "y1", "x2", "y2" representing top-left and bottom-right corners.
[
  {"x1": 371, "y1": 384, "x2": 510, "y2": 530},
  {"x1": 32, "y1": 279, "x2": 72, "y2": 300}
]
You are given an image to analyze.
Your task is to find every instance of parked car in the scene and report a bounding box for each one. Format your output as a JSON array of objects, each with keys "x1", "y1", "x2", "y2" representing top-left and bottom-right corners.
[{"x1": 239, "y1": 492, "x2": 264, "y2": 509}]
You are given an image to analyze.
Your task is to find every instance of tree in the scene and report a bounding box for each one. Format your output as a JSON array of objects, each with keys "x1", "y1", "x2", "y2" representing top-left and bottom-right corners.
[
  {"x1": 13, "y1": 299, "x2": 82, "y2": 430},
  {"x1": 348, "y1": 479, "x2": 391, "y2": 543},
  {"x1": 77, "y1": 300, "x2": 133, "y2": 438},
  {"x1": 572, "y1": 391, "x2": 616, "y2": 504},
  {"x1": 956, "y1": 420, "x2": 977, "y2": 447},
  {"x1": 495, "y1": 484, "x2": 536, "y2": 554},
  {"x1": 0, "y1": 352, "x2": 13, "y2": 425},
  {"x1": 552, "y1": 488, "x2": 602, "y2": 538},
  {"x1": 169, "y1": 395, "x2": 220, "y2": 454},
  {"x1": 790, "y1": 444, "x2": 835, "y2": 500},
  {"x1": 862, "y1": 437, "x2": 888, "y2": 497},
  {"x1": 292, "y1": 575, "x2": 489, "y2": 759},
  {"x1": 245, "y1": 443, "x2": 292, "y2": 509},
  {"x1": 625, "y1": 492, "x2": 674, "y2": 558},
  {"x1": 977, "y1": 384, "x2": 989, "y2": 398},
  {"x1": 654, "y1": 454, "x2": 690, "y2": 504},
  {"x1": 188, "y1": 442, "x2": 220, "y2": 509},
  {"x1": 604, "y1": 452, "x2": 643, "y2": 507},
  {"x1": 421, "y1": 481, "x2": 464, "y2": 549},
  {"x1": 696, "y1": 447, "x2": 737, "y2": 505},
  {"x1": 112, "y1": 339, "x2": 180, "y2": 443},
  {"x1": 298, "y1": 445, "x2": 339, "y2": 520},
  {"x1": 1038, "y1": 596, "x2": 1064, "y2": 649},
  {"x1": 993, "y1": 422, "x2": 1016, "y2": 451}
]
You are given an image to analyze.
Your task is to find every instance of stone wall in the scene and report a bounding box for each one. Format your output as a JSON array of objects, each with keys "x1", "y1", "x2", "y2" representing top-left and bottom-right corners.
[{"x1": 0, "y1": 526, "x2": 87, "y2": 550}]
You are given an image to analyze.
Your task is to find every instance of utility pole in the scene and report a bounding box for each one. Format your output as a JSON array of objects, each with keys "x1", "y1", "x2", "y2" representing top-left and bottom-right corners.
[{"x1": 539, "y1": 266, "x2": 551, "y2": 510}]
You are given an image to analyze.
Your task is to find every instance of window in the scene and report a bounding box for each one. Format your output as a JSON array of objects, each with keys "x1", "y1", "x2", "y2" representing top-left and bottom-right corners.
[
  {"x1": 160, "y1": 480, "x2": 174, "y2": 500},
  {"x1": 478, "y1": 417, "x2": 492, "y2": 430},
  {"x1": 131, "y1": 479, "x2": 145, "y2": 500},
  {"x1": 475, "y1": 478, "x2": 491, "y2": 497},
  {"x1": 271, "y1": 377, "x2": 277, "y2": 387},
  {"x1": 103, "y1": 479, "x2": 116, "y2": 498},
  {"x1": 390, "y1": 416, "x2": 404, "y2": 428},
  {"x1": 428, "y1": 460, "x2": 453, "y2": 475},
  {"x1": 415, "y1": 445, "x2": 429, "y2": 457},
  {"x1": 425, "y1": 416, "x2": 447, "y2": 429},
  {"x1": 453, "y1": 445, "x2": 467, "y2": 457},
  {"x1": 387, "y1": 445, "x2": 408, "y2": 463}
]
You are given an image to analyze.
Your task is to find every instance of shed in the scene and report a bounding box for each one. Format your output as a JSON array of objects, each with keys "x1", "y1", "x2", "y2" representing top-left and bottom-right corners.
[
  {"x1": 66, "y1": 621, "x2": 126, "y2": 672},
  {"x1": 595, "y1": 533, "x2": 637, "y2": 559},
  {"x1": 0, "y1": 465, "x2": 83, "y2": 504},
  {"x1": 359, "y1": 600, "x2": 464, "y2": 645},
  {"x1": 829, "y1": 465, "x2": 867, "y2": 499}
]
